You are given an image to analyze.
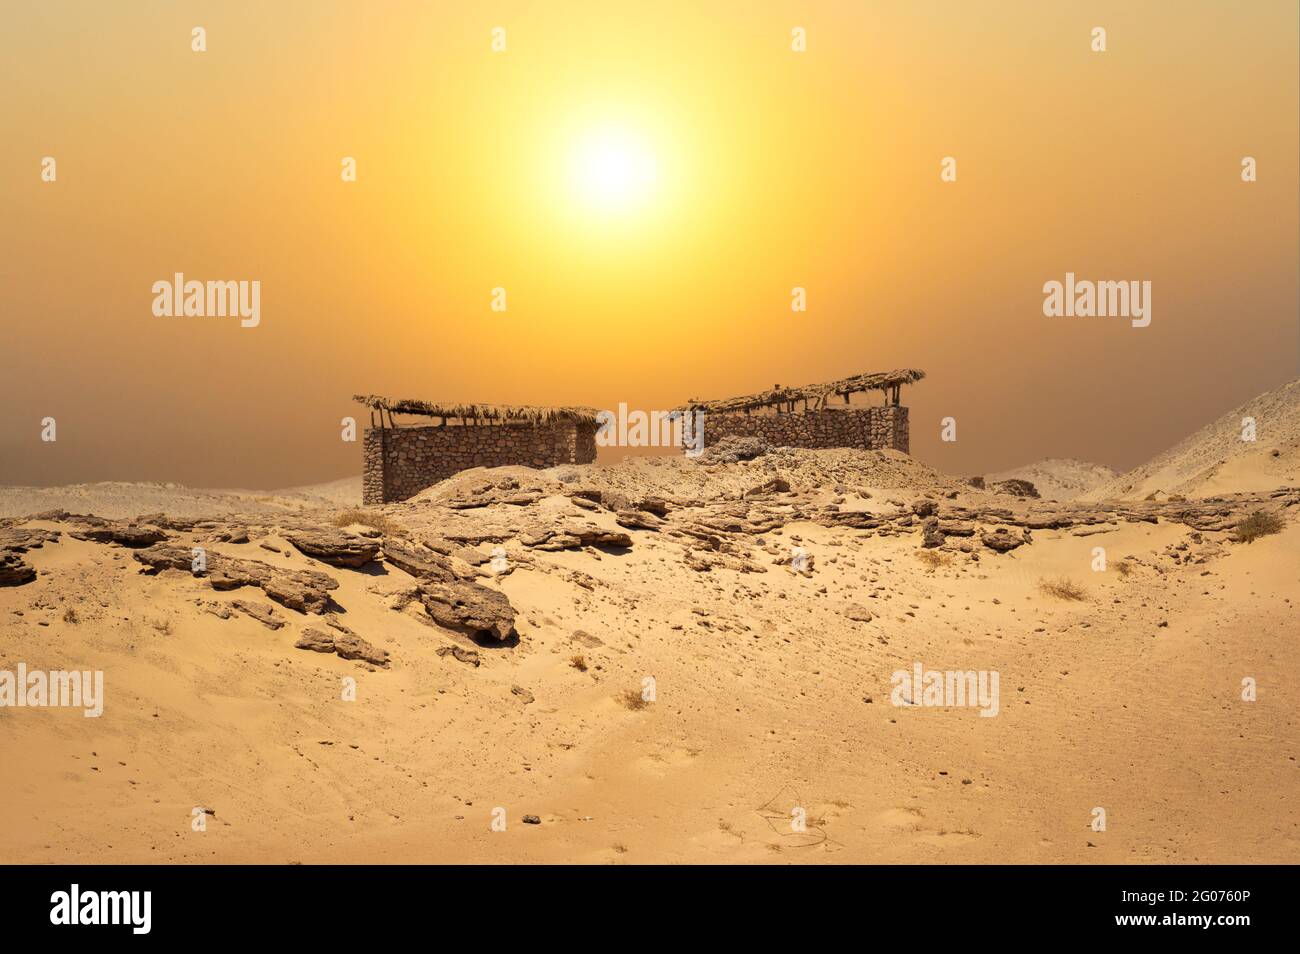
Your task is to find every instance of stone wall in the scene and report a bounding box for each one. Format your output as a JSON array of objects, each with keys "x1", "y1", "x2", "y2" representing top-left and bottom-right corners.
[
  {"x1": 698, "y1": 405, "x2": 909, "y2": 454},
  {"x1": 363, "y1": 421, "x2": 597, "y2": 504}
]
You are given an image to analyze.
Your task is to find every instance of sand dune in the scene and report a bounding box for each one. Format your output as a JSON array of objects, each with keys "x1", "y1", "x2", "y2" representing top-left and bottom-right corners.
[
  {"x1": 1084, "y1": 379, "x2": 1300, "y2": 501},
  {"x1": 2, "y1": 438, "x2": 1296, "y2": 864},
  {"x1": 987, "y1": 459, "x2": 1119, "y2": 502},
  {"x1": 0, "y1": 477, "x2": 361, "y2": 521}
]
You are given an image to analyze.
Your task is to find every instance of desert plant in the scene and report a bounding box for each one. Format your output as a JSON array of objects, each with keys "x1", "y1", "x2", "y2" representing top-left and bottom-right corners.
[
  {"x1": 1234, "y1": 510, "x2": 1284, "y2": 543},
  {"x1": 1114, "y1": 560, "x2": 1133, "y2": 578},
  {"x1": 332, "y1": 509, "x2": 407, "y2": 538},
  {"x1": 62, "y1": 606, "x2": 80, "y2": 624},
  {"x1": 569, "y1": 654, "x2": 588, "y2": 672},
  {"x1": 1038, "y1": 577, "x2": 1087, "y2": 601},
  {"x1": 618, "y1": 688, "x2": 649, "y2": 710},
  {"x1": 916, "y1": 549, "x2": 951, "y2": 569}
]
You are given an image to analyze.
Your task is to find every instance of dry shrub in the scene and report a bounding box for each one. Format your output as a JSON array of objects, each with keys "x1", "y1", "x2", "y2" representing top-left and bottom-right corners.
[
  {"x1": 1038, "y1": 577, "x2": 1087, "y2": 601},
  {"x1": 618, "y1": 688, "x2": 649, "y2": 710},
  {"x1": 333, "y1": 509, "x2": 407, "y2": 538},
  {"x1": 1114, "y1": 560, "x2": 1133, "y2": 578},
  {"x1": 569, "y1": 654, "x2": 588, "y2": 672},
  {"x1": 1234, "y1": 510, "x2": 1284, "y2": 543},
  {"x1": 62, "y1": 606, "x2": 80, "y2": 624},
  {"x1": 916, "y1": 549, "x2": 951, "y2": 569}
]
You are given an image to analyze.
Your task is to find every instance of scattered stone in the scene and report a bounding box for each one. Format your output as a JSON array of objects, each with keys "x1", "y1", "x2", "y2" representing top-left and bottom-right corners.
[
  {"x1": 232, "y1": 599, "x2": 285, "y2": 630},
  {"x1": 693, "y1": 436, "x2": 770, "y2": 464},
  {"x1": 199, "y1": 601, "x2": 233, "y2": 620},
  {"x1": 435, "y1": 645, "x2": 481, "y2": 667},
  {"x1": 295, "y1": 627, "x2": 389, "y2": 667},
  {"x1": 921, "y1": 517, "x2": 945, "y2": 548},
  {"x1": 0, "y1": 551, "x2": 36, "y2": 586},
  {"x1": 981, "y1": 528, "x2": 1027, "y2": 552},
  {"x1": 843, "y1": 603, "x2": 874, "y2": 623},
  {"x1": 744, "y1": 477, "x2": 790, "y2": 497}
]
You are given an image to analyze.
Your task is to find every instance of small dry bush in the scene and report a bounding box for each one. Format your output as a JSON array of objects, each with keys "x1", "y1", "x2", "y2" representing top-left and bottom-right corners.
[
  {"x1": 619, "y1": 688, "x2": 649, "y2": 711},
  {"x1": 569, "y1": 654, "x2": 588, "y2": 672},
  {"x1": 1235, "y1": 510, "x2": 1284, "y2": 543},
  {"x1": 1038, "y1": 577, "x2": 1087, "y2": 601},
  {"x1": 916, "y1": 549, "x2": 951, "y2": 569},
  {"x1": 333, "y1": 509, "x2": 407, "y2": 537}
]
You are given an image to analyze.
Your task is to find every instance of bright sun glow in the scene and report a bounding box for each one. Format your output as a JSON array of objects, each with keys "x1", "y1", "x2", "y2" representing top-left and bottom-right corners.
[{"x1": 569, "y1": 126, "x2": 657, "y2": 212}]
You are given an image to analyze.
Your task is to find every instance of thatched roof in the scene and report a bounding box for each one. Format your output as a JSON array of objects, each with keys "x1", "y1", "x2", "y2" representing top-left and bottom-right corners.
[
  {"x1": 353, "y1": 395, "x2": 600, "y2": 426},
  {"x1": 674, "y1": 369, "x2": 926, "y2": 415}
]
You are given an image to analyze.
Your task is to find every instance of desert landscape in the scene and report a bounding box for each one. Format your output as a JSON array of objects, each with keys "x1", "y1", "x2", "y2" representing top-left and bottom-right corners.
[
  {"x1": 2, "y1": 379, "x2": 1296, "y2": 864},
  {"x1": 3, "y1": 0, "x2": 1297, "y2": 885}
]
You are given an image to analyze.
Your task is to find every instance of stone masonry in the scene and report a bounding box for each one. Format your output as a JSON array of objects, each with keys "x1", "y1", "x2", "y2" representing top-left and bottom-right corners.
[
  {"x1": 697, "y1": 406, "x2": 908, "y2": 454},
  {"x1": 363, "y1": 420, "x2": 597, "y2": 504}
]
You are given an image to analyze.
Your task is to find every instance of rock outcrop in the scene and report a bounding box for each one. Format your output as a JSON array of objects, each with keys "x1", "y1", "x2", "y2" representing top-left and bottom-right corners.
[
  {"x1": 418, "y1": 581, "x2": 516, "y2": 641},
  {"x1": 295, "y1": 626, "x2": 389, "y2": 666},
  {"x1": 133, "y1": 543, "x2": 339, "y2": 614},
  {"x1": 284, "y1": 529, "x2": 380, "y2": 568}
]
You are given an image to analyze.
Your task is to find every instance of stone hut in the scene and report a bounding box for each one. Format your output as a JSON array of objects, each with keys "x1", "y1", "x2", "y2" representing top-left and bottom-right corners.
[
  {"x1": 674, "y1": 368, "x2": 924, "y2": 454},
  {"x1": 355, "y1": 395, "x2": 598, "y2": 504}
]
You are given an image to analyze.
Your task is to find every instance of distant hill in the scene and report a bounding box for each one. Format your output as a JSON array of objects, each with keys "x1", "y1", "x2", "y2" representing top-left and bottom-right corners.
[
  {"x1": 986, "y1": 458, "x2": 1119, "y2": 502},
  {"x1": 1083, "y1": 379, "x2": 1300, "y2": 501}
]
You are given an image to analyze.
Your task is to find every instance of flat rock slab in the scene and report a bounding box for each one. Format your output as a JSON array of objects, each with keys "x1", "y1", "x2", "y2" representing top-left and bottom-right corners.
[
  {"x1": 436, "y1": 645, "x2": 482, "y2": 667},
  {"x1": 232, "y1": 599, "x2": 284, "y2": 630},
  {"x1": 69, "y1": 522, "x2": 167, "y2": 548},
  {"x1": 284, "y1": 529, "x2": 380, "y2": 568},
  {"x1": 419, "y1": 581, "x2": 517, "y2": 641},
  {"x1": 615, "y1": 509, "x2": 663, "y2": 531},
  {"x1": 295, "y1": 627, "x2": 389, "y2": 667},
  {"x1": 133, "y1": 543, "x2": 339, "y2": 614},
  {"x1": 381, "y1": 538, "x2": 457, "y2": 582},
  {"x1": 521, "y1": 524, "x2": 632, "y2": 551},
  {"x1": 0, "y1": 527, "x2": 61, "y2": 552}
]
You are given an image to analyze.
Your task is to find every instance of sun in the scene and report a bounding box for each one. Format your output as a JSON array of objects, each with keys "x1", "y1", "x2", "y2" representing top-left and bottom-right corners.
[{"x1": 569, "y1": 125, "x2": 657, "y2": 212}]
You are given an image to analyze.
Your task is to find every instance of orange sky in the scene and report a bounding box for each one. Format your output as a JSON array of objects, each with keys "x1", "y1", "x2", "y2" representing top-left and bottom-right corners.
[{"x1": 2, "y1": 0, "x2": 1297, "y2": 488}]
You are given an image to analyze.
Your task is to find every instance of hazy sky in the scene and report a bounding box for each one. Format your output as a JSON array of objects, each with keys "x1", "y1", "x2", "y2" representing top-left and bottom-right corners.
[{"x1": 2, "y1": 0, "x2": 1296, "y2": 488}]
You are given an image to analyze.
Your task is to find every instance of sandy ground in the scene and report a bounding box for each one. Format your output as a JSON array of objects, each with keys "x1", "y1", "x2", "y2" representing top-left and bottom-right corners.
[
  {"x1": 1, "y1": 441, "x2": 1296, "y2": 864},
  {"x1": 0, "y1": 477, "x2": 362, "y2": 520}
]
